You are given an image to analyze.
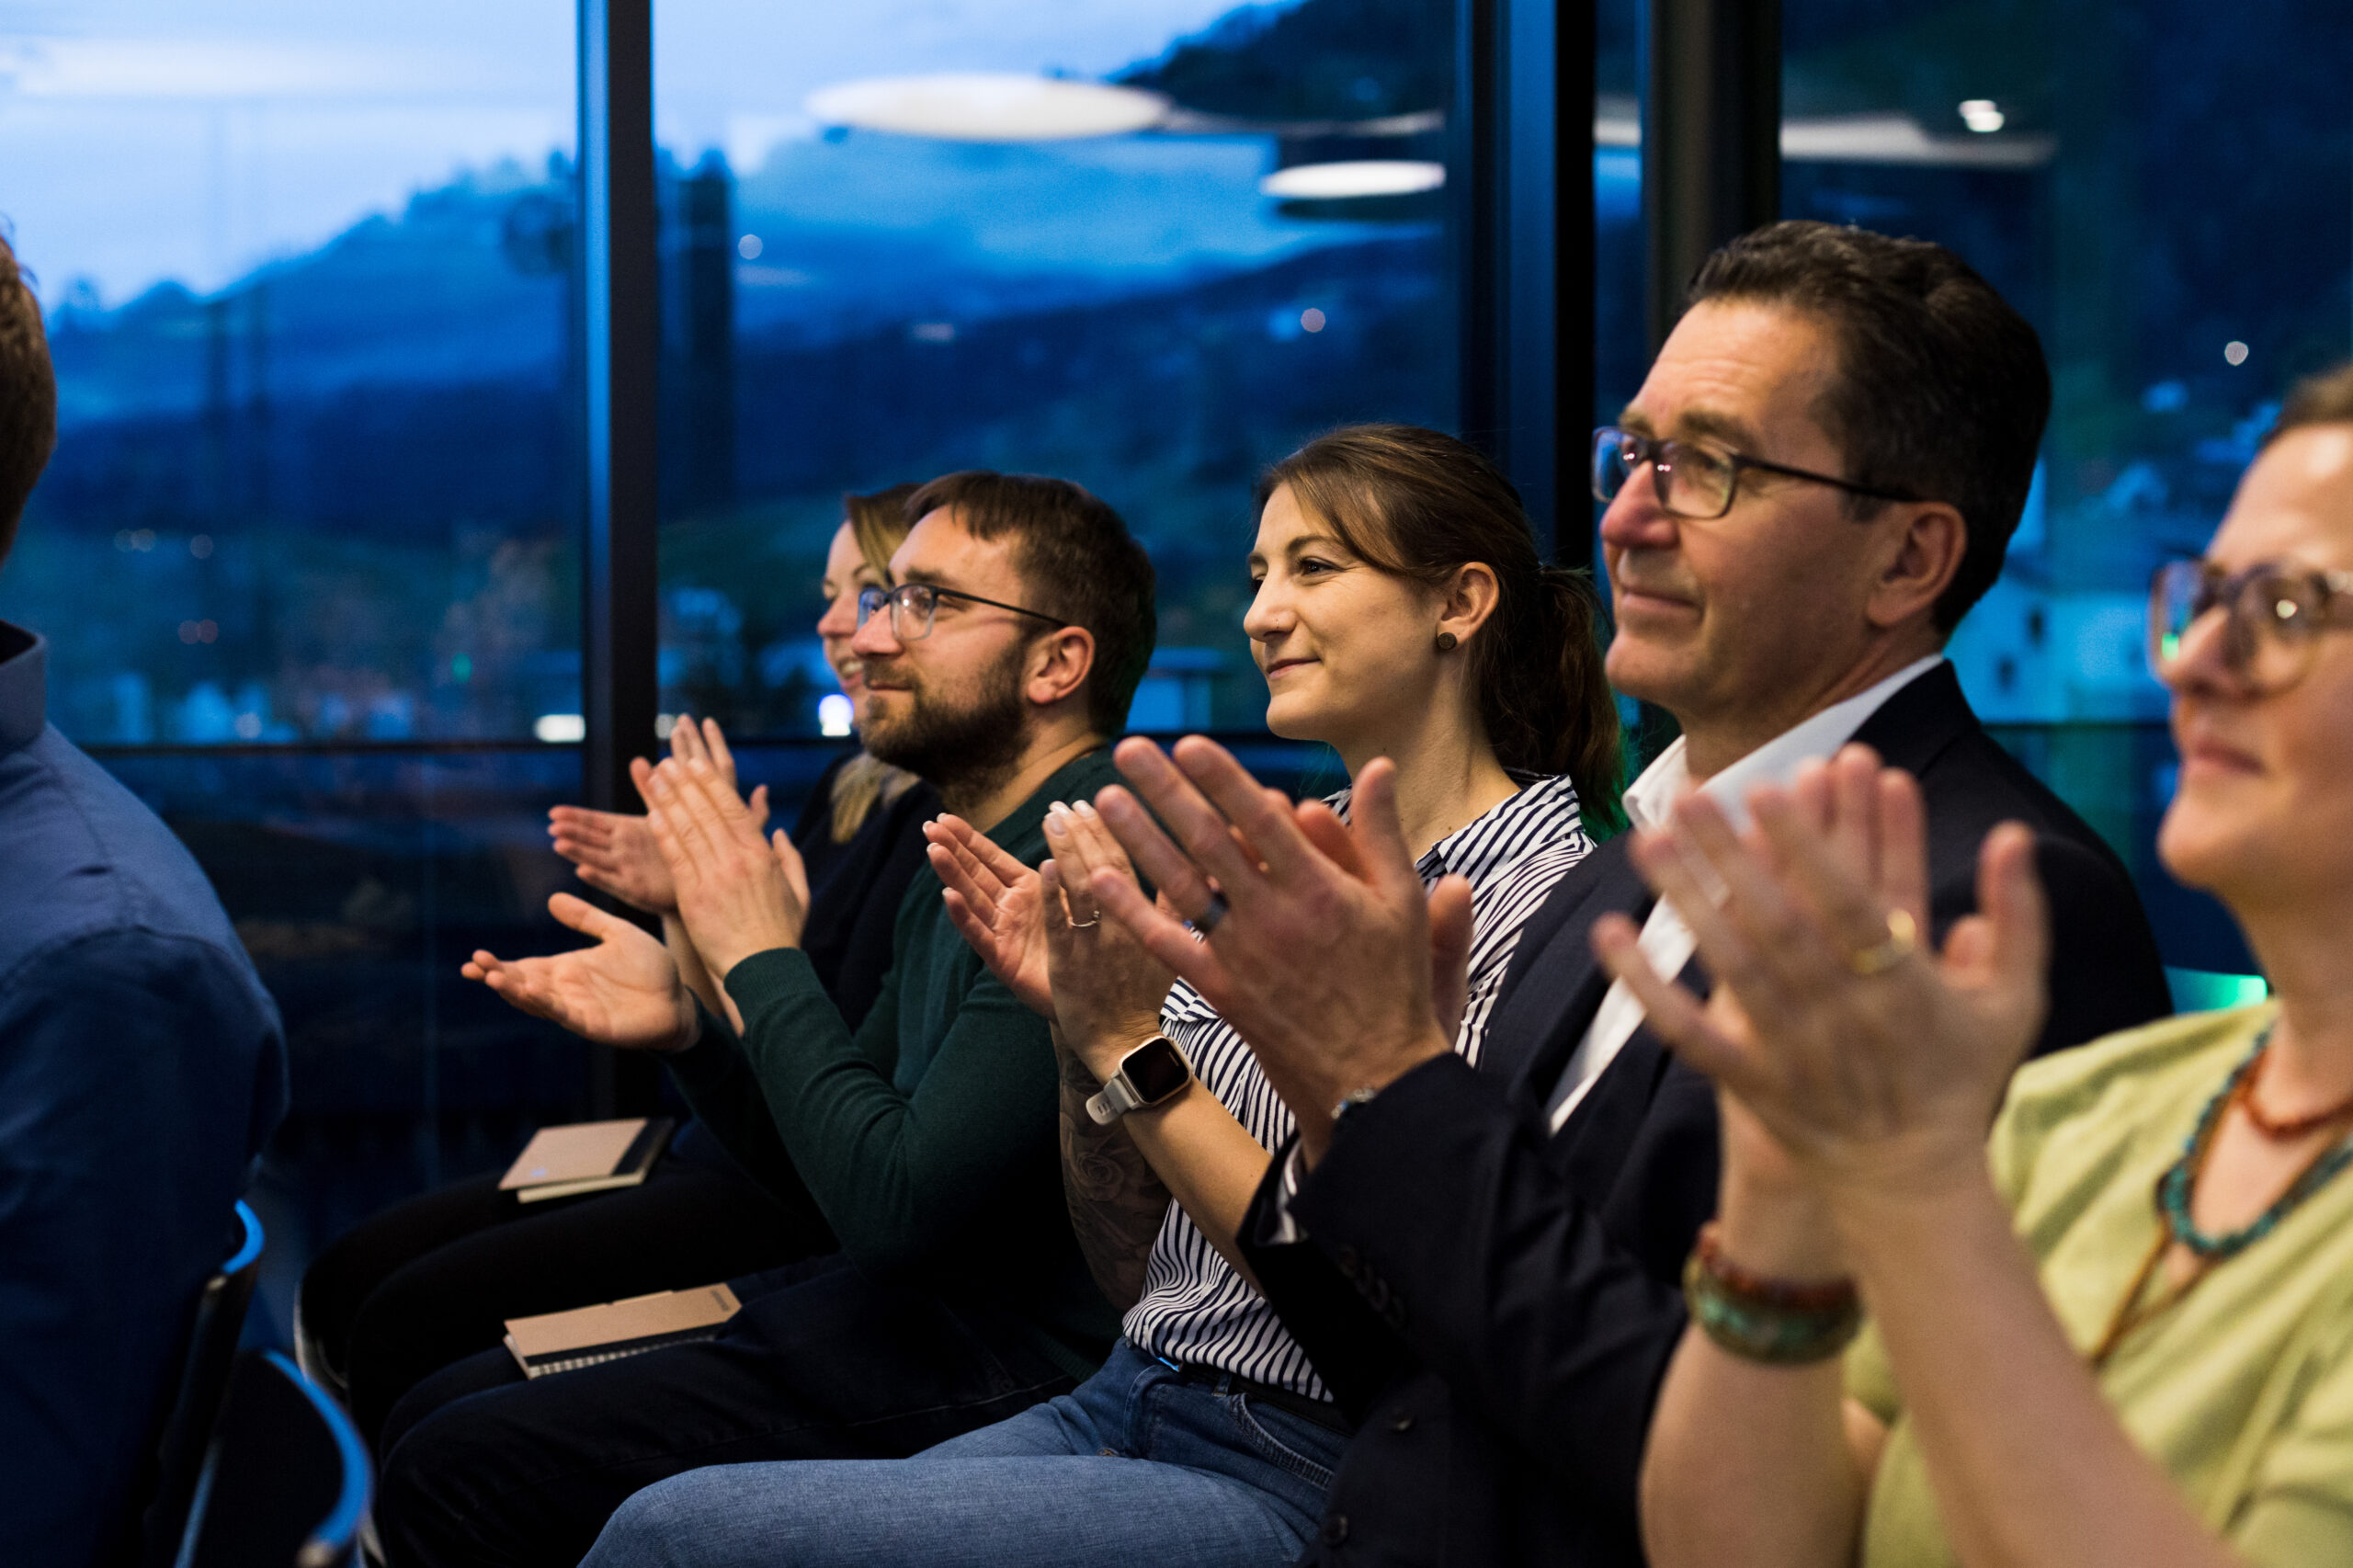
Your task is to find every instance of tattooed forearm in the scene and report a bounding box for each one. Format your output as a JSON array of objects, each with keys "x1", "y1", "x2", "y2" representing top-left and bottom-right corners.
[{"x1": 1053, "y1": 1028, "x2": 1174, "y2": 1312}]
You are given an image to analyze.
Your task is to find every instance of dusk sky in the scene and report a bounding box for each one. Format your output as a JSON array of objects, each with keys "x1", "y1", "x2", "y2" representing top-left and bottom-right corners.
[{"x1": 0, "y1": 0, "x2": 1257, "y2": 302}]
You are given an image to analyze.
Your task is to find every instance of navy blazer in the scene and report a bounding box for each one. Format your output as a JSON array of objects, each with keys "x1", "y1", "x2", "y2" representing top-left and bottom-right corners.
[{"x1": 1240, "y1": 665, "x2": 2172, "y2": 1567}]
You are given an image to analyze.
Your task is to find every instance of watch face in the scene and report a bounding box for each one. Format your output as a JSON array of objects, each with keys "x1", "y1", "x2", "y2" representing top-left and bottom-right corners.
[{"x1": 1121, "y1": 1036, "x2": 1190, "y2": 1103}]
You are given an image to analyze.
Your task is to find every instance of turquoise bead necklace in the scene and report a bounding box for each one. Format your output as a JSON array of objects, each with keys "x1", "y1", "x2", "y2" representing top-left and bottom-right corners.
[{"x1": 2091, "y1": 1022, "x2": 2353, "y2": 1368}]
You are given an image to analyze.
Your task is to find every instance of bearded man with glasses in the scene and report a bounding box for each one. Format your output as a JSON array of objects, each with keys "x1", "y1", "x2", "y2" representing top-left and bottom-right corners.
[
  {"x1": 373, "y1": 472, "x2": 1160, "y2": 1568},
  {"x1": 1057, "y1": 222, "x2": 2175, "y2": 1565}
]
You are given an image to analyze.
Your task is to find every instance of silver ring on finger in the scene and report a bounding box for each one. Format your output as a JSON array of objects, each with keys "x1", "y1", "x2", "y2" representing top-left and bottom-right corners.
[
  {"x1": 1065, "y1": 912, "x2": 1101, "y2": 930},
  {"x1": 1187, "y1": 892, "x2": 1230, "y2": 937}
]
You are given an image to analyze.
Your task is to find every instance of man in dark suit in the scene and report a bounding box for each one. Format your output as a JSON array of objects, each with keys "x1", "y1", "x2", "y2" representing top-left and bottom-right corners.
[{"x1": 1086, "y1": 222, "x2": 2170, "y2": 1565}]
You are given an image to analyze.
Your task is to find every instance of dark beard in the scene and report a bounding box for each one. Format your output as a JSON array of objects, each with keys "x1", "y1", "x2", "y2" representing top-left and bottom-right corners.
[{"x1": 858, "y1": 643, "x2": 1031, "y2": 805}]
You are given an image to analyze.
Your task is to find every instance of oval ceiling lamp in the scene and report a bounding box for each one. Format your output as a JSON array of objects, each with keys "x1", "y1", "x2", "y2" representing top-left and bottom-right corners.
[
  {"x1": 805, "y1": 73, "x2": 1170, "y2": 142},
  {"x1": 1259, "y1": 159, "x2": 1447, "y2": 199}
]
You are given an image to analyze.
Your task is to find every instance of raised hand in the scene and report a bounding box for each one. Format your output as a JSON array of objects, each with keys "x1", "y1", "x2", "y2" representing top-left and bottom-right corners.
[
  {"x1": 927, "y1": 813, "x2": 1056, "y2": 1018},
  {"x1": 1591, "y1": 744, "x2": 2051, "y2": 1194},
  {"x1": 644, "y1": 752, "x2": 809, "y2": 980},
  {"x1": 546, "y1": 715, "x2": 767, "y2": 915},
  {"x1": 1037, "y1": 800, "x2": 1179, "y2": 1083},
  {"x1": 461, "y1": 892, "x2": 699, "y2": 1052},
  {"x1": 1088, "y1": 735, "x2": 1461, "y2": 1164}
]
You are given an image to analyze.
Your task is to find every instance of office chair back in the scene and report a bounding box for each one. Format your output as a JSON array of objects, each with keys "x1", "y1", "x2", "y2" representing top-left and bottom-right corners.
[
  {"x1": 139, "y1": 1199, "x2": 266, "y2": 1568},
  {"x1": 173, "y1": 1349, "x2": 371, "y2": 1568}
]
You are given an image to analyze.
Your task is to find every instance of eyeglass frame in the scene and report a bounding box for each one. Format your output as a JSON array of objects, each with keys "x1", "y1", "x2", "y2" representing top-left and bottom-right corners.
[
  {"x1": 856, "y1": 580, "x2": 1066, "y2": 642},
  {"x1": 2146, "y1": 556, "x2": 2353, "y2": 692},
  {"x1": 1590, "y1": 425, "x2": 1923, "y2": 521}
]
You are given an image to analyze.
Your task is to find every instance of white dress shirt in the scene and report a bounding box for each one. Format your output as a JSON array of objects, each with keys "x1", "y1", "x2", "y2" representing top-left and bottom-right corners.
[{"x1": 1541, "y1": 654, "x2": 1946, "y2": 1132}]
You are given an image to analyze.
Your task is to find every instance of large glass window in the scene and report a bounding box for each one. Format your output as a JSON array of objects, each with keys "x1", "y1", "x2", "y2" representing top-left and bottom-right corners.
[
  {"x1": 0, "y1": 2, "x2": 590, "y2": 1330},
  {"x1": 1780, "y1": 0, "x2": 2353, "y2": 974},
  {"x1": 650, "y1": 0, "x2": 1460, "y2": 737}
]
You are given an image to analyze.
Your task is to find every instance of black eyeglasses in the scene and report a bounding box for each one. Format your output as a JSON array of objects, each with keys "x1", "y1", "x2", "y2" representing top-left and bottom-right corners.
[
  {"x1": 1591, "y1": 426, "x2": 1921, "y2": 520},
  {"x1": 856, "y1": 582, "x2": 1063, "y2": 642},
  {"x1": 2149, "y1": 557, "x2": 2353, "y2": 694}
]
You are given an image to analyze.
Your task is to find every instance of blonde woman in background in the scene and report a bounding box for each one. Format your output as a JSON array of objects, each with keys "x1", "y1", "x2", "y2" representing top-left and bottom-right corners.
[{"x1": 299, "y1": 483, "x2": 938, "y2": 1446}]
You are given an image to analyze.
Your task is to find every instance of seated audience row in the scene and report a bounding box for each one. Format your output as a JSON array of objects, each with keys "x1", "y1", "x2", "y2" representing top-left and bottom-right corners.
[
  {"x1": 5, "y1": 206, "x2": 2345, "y2": 1568},
  {"x1": 365, "y1": 220, "x2": 2177, "y2": 1567}
]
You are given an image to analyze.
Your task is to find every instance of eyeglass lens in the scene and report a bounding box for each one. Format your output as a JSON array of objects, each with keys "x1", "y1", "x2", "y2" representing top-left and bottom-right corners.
[
  {"x1": 856, "y1": 584, "x2": 937, "y2": 641},
  {"x1": 1590, "y1": 429, "x2": 1734, "y2": 519},
  {"x1": 2149, "y1": 562, "x2": 2320, "y2": 690}
]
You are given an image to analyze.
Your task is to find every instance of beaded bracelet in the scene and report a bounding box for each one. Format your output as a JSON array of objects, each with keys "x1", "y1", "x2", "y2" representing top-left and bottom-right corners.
[{"x1": 1681, "y1": 1221, "x2": 1864, "y2": 1365}]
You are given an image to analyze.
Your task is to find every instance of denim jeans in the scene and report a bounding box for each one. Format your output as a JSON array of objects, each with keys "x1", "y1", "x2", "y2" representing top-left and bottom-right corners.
[{"x1": 580, "y1": 1339, "x2": 1349, "y2": 1568}]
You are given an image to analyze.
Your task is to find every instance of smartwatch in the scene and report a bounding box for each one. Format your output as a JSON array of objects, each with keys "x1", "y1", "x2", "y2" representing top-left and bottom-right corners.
[{"x1": 1085, "y1": 1035, "x2": 1192, "y2": 1124}]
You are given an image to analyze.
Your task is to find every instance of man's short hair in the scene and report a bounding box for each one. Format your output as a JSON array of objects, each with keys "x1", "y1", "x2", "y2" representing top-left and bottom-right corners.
[
  {"x1": 904, "y1": 472, "x2": 1158, "y2": 733},
  {"x1": 1688, "y1": 221, "x2": 2049, "y2": 631},
  {"x1": 0, "y1": 231, "x2": 57, "y2": 566},
  {"x1": 2268, "y1": 362, "x2": 2353, "y2": 446}
]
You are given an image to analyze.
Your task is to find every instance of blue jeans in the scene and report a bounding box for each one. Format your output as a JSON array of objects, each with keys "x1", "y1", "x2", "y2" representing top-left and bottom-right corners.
[{"x1": 580, "y1": 1339, "x2": 1348, "y2": 1568}]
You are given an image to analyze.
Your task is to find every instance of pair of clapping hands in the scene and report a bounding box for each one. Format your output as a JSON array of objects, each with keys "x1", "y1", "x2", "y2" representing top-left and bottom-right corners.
[
  {"x1": 947, "y1": 735, "x2": 2051, "y2": 1193},
  {"x1": 462, "y1": 717, "x2": 812, "y2": 1053}
]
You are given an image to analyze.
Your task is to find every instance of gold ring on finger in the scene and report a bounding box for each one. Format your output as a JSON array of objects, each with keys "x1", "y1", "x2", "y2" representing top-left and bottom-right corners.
[{"x1": 1845, "y1": 908, "x2": 1918, "y2": 977}]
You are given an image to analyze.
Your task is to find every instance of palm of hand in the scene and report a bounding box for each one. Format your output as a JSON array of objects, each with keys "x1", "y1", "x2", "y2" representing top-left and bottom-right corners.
[
  {"x1": 984, "y1": 869, "x2": 1055, "y2": 1017},
  {"x1": 506, "y1": 925, "x2": 695, "y2": 1051}
]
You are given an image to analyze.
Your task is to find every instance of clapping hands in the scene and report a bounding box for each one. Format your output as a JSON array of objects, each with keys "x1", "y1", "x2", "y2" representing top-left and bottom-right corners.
[
  {"x1": 1592, "y1": 744, "x2": 2051, "y2": 1197},
  {"x1": 643, "y1": 748, "x2": 810, "y2": 981},
  {"x1": 928, "y1": 803, "x2": 1178, "y2": 1081},
  {"x1": 547, "y1": 716, "x2": 769, "y2": 914},
  {"x1": 1082, "y1": 736, "x2": 1476, "y2": 1165}
]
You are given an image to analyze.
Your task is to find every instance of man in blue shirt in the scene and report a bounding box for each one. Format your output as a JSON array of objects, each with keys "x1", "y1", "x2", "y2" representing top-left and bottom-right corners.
[{"x1": 0, "y1": 233, "x2": 288, "y2": 1564}]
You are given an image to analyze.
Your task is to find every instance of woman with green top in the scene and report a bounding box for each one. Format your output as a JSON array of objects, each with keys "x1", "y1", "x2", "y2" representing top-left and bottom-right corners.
[{"x1": 1621, "y1": 362, "x2": 2353, "y2": 1568}]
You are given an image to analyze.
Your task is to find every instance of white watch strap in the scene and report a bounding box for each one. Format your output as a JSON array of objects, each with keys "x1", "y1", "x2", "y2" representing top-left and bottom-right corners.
[{"x1": 1086, "y1": 1074, "x2": 1145, "y2": 1125}]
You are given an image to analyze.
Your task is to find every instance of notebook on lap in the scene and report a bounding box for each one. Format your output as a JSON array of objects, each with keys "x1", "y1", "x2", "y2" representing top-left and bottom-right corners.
[
  {"x1": 502, "y1": 1284, "x2": 743, "y2": 1379},
  {"x1": 497, "y1": 1117, "x2": 673, "y2": 1204}
]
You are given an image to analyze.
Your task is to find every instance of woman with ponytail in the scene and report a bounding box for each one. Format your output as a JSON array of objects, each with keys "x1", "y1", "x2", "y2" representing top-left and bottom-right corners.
[{"x1": 577, "y1": 425, "x2": 1623, "y2": 1568}]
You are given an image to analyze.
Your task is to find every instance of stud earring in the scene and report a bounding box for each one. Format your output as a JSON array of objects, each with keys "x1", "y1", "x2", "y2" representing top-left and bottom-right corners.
[{"x1": 1435, "y1": 631, "x2": 1459, "y2": 652}]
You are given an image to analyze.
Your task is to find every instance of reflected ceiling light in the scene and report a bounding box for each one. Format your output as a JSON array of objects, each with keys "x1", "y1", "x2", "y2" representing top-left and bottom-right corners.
[
  {"x1": 1958, "y1": 98, "x2": 2006, "y2": 133},
  {"x1": 1259, "y1": 160, "x2": 1447, "y2": 199},
  {"x1": 805, "y1": 74, "x2": 1169, "y2": 142}
]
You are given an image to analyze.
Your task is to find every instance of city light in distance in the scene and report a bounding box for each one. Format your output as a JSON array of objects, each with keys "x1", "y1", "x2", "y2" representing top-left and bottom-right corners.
[
  {"x1": 2223, "y1": 340, "x2": 2250, "y2": 366},
  {"x1": 1259, "y1": 160, "x2": 1447, "y2": 200},
  {"x1": 1958, "y1": 99, "x2": 2005, "y2": 133},
  {"x1": 738, "y1": 234, "x2": 764, "y2": 259},
  {"x1": 190, "y1": 533, "x2": 214, "y2": 558},
  {"x1": 1300, "y1": 308, "x2": 1325, "y2": 333},
  {"x1": 176, "y1": 619, "x2": 219, "y2": 644},
  {"x1": 819, "y1": 694, "x2": 855, "y2": 737},
  {"x1": 534, "y1": 713, "x2": 586, "y2": 743}
]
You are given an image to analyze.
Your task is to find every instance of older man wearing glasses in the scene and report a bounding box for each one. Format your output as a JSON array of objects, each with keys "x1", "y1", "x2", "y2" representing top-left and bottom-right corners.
[{"x1": 1072, "y1": 222, "x2": 2175, "y2": 1566}]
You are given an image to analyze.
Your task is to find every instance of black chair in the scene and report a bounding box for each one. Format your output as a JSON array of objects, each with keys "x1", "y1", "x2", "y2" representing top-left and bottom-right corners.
[
  {"x1": 172, "y1": 1349, "x2": 372, "y2": 1568},
  {"x1": 140, "y1": 1199, "x2": 266, "y2": 1568}
]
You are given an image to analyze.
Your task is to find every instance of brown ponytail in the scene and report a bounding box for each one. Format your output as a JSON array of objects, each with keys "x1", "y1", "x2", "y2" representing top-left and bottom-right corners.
[{"x1": 1256, "y1": 426, "x2": 1626, "y2": 829}]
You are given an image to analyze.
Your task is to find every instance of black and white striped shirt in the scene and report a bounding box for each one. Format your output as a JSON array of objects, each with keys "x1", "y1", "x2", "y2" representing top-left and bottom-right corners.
[{"x1": 1123, "y1": 772, "x2": 1596, "y2": 1398}]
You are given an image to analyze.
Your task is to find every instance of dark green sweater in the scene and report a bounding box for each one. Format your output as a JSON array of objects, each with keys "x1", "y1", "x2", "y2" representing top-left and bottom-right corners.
[{"x1": 667, "y1": 747, "x2": 1124, "y2": 1379}]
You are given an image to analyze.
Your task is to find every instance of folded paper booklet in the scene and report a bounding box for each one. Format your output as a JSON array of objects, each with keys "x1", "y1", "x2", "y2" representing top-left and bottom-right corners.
[
  {"x1": 498, "y1": 1117, "x2": 673, "y2": 1203},
  {"x1": 503, "y1": 1284, "x2": 742, "y2": 1380}
]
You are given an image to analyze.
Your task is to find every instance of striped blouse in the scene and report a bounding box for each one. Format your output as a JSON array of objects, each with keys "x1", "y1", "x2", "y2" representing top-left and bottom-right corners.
[{"x1": 1122, "y1": 771, "x2": 1596, "y2": 1398}]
